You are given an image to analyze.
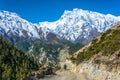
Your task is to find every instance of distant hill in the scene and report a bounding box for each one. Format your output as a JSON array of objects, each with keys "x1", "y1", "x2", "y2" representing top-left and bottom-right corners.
[{"x1": 0, "y1": 36, "x2": 40, "y2": 80}]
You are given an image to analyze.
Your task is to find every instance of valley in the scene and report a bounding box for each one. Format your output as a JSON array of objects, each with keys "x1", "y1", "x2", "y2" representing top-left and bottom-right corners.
[{"x1": 0, "y1": 8, "x2": 120, "y2": 80}]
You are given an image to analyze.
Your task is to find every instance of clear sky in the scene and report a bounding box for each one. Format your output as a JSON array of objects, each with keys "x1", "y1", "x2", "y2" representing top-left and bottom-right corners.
[{"x1": 0, "y1": 0, "x2": 120, "y2": 23}]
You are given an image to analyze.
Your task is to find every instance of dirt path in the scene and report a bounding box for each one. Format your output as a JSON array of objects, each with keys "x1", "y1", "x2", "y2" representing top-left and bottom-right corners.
[
  {"x1": 40, "y1": 59, "x2": 91, "y2": 80},
  {"x1": 40, "y1": 68, "x2": 91, "y2": 80}
]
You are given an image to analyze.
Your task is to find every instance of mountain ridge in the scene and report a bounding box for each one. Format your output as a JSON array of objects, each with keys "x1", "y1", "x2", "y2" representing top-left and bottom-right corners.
[{"x1": 0, "y1": 8, "x2": 120, "y2": 45}]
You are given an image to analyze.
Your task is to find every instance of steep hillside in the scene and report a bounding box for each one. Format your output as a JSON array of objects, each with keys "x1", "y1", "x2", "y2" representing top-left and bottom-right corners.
[
  {"x1": 70, "y1": 22, "x2": 120, "y2": 62},
  {"x1": 0, "y1": 36, "x2": 40, "y2": 80}
]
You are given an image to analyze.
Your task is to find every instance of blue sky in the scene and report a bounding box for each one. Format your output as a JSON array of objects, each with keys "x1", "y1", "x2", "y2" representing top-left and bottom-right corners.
[{"x1": 0, "y1": 0, "x2": 120, "y2": 23}]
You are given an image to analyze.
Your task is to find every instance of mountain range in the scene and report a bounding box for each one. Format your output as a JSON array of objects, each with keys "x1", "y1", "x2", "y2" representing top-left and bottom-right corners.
[{"x1": 0, "y1": 8, "x2": 120, "y2": 45}]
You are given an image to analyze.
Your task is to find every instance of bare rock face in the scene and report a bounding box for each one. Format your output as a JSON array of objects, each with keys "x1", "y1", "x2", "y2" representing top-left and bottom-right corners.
[
  {"x1": 70, "y1": 52, "x2": 120, "y2": 80},
  {"x1": 46, "y1": 32, "x2": 60, "y2": 44},
  {"x1": 75, "y1": 62, "x2": 120, "y2": 80}
]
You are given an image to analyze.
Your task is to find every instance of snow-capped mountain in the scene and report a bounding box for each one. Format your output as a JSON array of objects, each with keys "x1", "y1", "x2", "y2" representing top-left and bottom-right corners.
[
  {"x1": 0, "y1": 10, "x2": 40, "y2": 39},
  {"x1": 0, "y1": 8, "x2": 120, "y2": 44}
]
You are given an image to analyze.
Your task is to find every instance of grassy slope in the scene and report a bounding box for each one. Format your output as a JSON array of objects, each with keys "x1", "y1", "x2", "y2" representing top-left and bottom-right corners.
[{"x1": 70, "y1": 23, "x2": 120, "y2": 62}]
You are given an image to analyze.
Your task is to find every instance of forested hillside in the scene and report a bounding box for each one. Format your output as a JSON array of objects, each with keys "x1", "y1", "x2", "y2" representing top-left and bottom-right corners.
[{"x1": 0, "y1": 36, "x2": 40, "y2": 80}]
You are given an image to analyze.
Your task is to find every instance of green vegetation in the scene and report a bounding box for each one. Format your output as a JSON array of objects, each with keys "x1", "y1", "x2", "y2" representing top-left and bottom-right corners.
[
  {"x1": 32, "y1": 42, "x2": 63, "y2": 55},
  {"x1": 0, "y1": 36, "x2": 40, "y2": 80},
  {"x1": 28, "y1": 40, "x2": 84, "y2": 67},
  {"x1": 28, "y1": 42, "x2": 64, "y2": 65},
  {"x1": 31, "y1": 41, "x2": 84, "y2": 60},
  {"x1": 67, "y1": 42, "x2": 84, "y2": 55},
  {"x1": 15, "y1": 40, "x2": 31, "y2": 53},
  {"x1": 70, "y1": 29, "x2": 120, "y2": 61},
  {"x1": 61, "y1": 40, "x2": 84, "y2": 55}
]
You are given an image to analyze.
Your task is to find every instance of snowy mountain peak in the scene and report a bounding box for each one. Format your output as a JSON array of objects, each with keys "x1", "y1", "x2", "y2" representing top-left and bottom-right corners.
[
  {"x1": 46, "y1": 8, "x2": 120, "y2": 43},
  {"x1": 60, "y1": 8, "x2": 119, "y2": 22},
  {"x1": 0, "y1": 10, "x2": 40, "y2": 39},
  {"x1": 0, "y1": 9, "x2": 120, "y2": 44},
  {"x1": 0, "y1": 10, "x2": 18, "y2": 17}
]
